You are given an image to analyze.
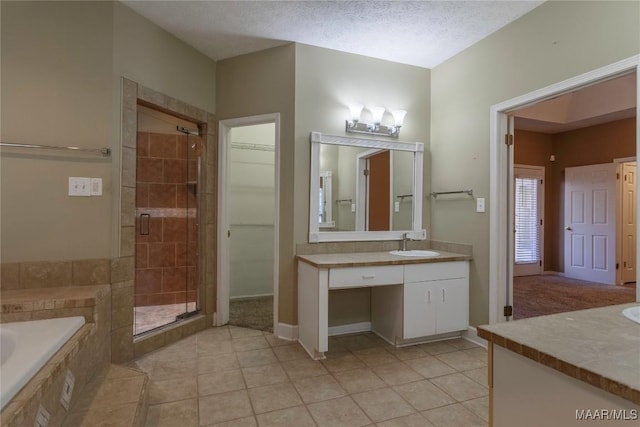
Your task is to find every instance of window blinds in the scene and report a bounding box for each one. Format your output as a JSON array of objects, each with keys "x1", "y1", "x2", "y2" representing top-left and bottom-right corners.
[{"x1": 515, "y1": 176, "x2": 539, "y2": 264}]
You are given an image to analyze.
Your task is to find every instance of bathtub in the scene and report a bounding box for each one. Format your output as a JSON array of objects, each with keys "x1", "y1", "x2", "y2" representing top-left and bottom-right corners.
[{"x1": 0, "y1": 316, "x2": 85, "y2": 410}]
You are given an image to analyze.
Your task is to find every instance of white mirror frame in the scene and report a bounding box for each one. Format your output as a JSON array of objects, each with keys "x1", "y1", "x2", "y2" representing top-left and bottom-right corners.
[{"x1": 309, "y1": 131, "x2": 426, "y2": 242}]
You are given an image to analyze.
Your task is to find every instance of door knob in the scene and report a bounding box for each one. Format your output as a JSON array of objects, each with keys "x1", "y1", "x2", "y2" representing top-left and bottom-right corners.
[{"x1": 565, "y1": 226, "x2": 572, "y2": 231}]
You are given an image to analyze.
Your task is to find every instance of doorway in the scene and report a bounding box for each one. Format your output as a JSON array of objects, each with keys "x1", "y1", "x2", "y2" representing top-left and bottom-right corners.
[
  {"x1": 134, "y1": 105, "x2": 202, "y2": 335},
  {"x1": 218, "y1": 114, "x2": 280, "y2": 332},
  {"x1": 513, "y1": 165, "x2": 544, "y2": 277},
  {"x1": 489, "y1": 56, "x2": 640, "y2": 324}
]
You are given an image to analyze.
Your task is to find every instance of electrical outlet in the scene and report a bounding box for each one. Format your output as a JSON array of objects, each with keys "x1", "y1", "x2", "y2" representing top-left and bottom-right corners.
[
  {"x1": 476, "y1": 197, "x2": 485, "y2": 213},
  {"x1": 90, "y1": 178, "x2": 103, "y2": 196},
  {"x1": 394, "y1": 201, "x2": 400, "y2": 212},
  {"x1": 351, "y1": 203, "x2": 356, "y2": 213},
  {"x1": 68, "y1": 177, "x2": 91, "y2": 197},
  {"x1": 35, "y1": 404, "x2": 50, "y2": 427},
  {"x1": 60, "y1": 369, "x2": 75, "y2": 410}
]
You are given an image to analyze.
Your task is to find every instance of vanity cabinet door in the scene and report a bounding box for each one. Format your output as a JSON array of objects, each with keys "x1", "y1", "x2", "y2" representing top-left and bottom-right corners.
[
  {"x1": 435, "y1": 278, "x2": 469, "y2": 334},
  {"x1": 403, "y1": 281, "x2": 437, "y2": 339}
]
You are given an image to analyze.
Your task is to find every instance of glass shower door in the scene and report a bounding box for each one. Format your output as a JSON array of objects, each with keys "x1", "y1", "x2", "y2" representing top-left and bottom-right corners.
[{"x1": 134, "y1": 106, "x2": 201, "y2": 336}]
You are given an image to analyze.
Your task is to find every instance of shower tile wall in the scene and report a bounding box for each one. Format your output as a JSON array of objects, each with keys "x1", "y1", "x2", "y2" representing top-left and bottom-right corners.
[{"x1": 135, "y1": 131, "x2": 198, "y2": 307}]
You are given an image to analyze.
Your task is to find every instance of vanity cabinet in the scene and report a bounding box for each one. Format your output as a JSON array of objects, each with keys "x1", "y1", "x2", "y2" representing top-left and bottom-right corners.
[
  {"x1": 372, "y1": 261, "x2": 469, "y2": 344},
  {"x1": 297, "y1": 253, "x2": 470, "y2": 359}
]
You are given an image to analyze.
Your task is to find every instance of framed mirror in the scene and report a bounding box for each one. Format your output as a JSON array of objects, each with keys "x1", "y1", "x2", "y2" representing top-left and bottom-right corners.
[{"x1": 309, "y1": 132, "x2": 426, "y2": 242}]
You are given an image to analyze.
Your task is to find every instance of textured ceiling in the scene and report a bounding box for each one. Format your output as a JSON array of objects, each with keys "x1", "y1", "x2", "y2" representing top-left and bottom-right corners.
[{"x1": 122, "y1": 0, "x2": 544, "y2": 68}]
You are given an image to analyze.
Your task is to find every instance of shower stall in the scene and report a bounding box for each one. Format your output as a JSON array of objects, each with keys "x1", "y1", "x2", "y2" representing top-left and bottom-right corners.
[{"x1": 134, "y1": 105, "x2": 202, "y2": 335}]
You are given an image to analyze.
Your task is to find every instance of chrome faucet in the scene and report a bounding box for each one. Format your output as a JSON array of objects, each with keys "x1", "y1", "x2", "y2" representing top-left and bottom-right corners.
[{"x1": 401, "y1": 233, "x2": 410, "y2": 251}]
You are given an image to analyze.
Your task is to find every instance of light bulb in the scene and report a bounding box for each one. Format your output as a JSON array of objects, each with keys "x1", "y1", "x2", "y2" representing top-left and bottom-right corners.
[
  {"x1": 392, "y1": 110, "x2": 407, "y2": 127},
  {"x1": 369, "y1": 106, "x2": 385, "y2": 125},
  {"x1": 349, "y1": 104, "x2": 364, "y2": 122}
]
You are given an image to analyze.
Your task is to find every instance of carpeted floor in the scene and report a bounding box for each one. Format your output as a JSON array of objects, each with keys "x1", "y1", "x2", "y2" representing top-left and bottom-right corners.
[
  {"x1": 229, "y1": 295, "x2": 273, "y2": 332},
  {"x1": 513, "y1": 274, "x2": 636, "y2": 320}
]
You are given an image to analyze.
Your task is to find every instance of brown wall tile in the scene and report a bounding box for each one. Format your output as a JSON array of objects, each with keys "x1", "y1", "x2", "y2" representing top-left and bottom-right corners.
[
  {"x1": 136, "y1": 243, "x2": 148, "y2": 269},
  {"x1": 20, "y1": 261, "x2": 72, "y2": 288},
  {"x1": 0, "y1": 263, "x2": 21, "y2": 290},
  {"x1": 135, "y1": 268, "x2": 162, "y2": 294},
  {"x1": 163, "y1": 217, "x2": 187, "y2": 242},
  {"x1": 163, "y1": 159, "x2": 187, "y2": 183},
  {"x1": 72, "y1": 259, "x2": 110, "y2": 286},
  {"x1": 162, "y1": 267, "x2": 187, "y2": 292},
  {"x1": 136, "y1": 183, "x2": 150, "y2": 208},
  {"x1": 149, "y1": 132, "x2": 177, "y2": 158},
  {"x1": 148, "y1": 243, "x2": 176, "y2": 268},
  {"x1": 136, "y1": 216, "x2": 163, "y2": 243},
  {"x1": 137, "y1": 131, "x2": 150, "y2": 157},
  {"x1": 137, "y1": 157, "x2": 164, "y2": 182},
  {"x1": 148, "y1": 183, "x2": 177, "y2": 208}
]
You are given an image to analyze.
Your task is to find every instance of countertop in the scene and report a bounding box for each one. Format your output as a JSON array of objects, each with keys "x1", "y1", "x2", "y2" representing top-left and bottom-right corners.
[
  {"x1": 296, "y1": 250, "x2": 472, "y2": 268},
  {"x1": 478, "y1": 303, "x2": 640, "y2": 405}
]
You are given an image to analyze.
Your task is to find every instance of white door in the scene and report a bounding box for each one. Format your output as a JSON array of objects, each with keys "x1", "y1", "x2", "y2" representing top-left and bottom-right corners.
[
  {"x1": 620, "y1": 162, "x2": 636, "y2": 283},
  {"x1": 513, "y1": 165, "x2": 544, "y2": 277},
  {"x1": 564, "y1": 163, "x2": 617, "y2": 284}
]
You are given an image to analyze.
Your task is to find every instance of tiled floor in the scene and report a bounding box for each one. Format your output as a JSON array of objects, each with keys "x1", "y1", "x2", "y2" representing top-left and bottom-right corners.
[{"x1": 129, "y1": 326, "x2": 488, "y2": 427}]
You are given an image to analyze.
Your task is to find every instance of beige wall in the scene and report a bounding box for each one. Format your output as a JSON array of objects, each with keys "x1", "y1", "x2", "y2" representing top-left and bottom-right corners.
[
  {"x1": 0, "y1": 1, "x2": 216, "y2": 263},
  {"x1": 431, "y1": 0, "x2": 640, "y2": 326},
  {"x1": 294, "y1": 44, "x2": 430, "y2": 326},
  {"x1": 216, "y1": 44, "x2": 297, "y2": 323},
  {"x1": 1, "y1": 1, "x2": 114, "y2": 262}
]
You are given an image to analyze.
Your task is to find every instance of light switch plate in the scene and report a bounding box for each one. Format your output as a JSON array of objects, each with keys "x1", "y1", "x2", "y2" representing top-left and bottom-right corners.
[
  {"x1": 476, "y1": 197, "x2": 485, "y2": 213},
  {"x1": 394, "y1": 201, "x2": 400, "y2": 212},
  {"x1": 68, "y1": 177, "x2": 91, "y2": 197}
]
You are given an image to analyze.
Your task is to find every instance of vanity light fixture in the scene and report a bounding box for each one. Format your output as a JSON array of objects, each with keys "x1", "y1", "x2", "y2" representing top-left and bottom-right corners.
[{"x1": 345, "y1": 105, "x2": 407, "y2": 138}]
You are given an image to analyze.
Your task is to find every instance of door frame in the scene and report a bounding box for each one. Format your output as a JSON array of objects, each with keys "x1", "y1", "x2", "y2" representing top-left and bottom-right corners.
[
  {"x1": 356, "y1": 148, "x2": 393, "y2": 231},
  {"x1": 489, "y1": 55, "x2": 640, "y2": 324},
  {"x1": 217, "y1": 113, "x2": 281, "y2": 330}
]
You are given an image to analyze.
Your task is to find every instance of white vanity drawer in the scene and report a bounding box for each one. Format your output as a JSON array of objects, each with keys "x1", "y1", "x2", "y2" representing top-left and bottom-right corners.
[
  {"x1": 329, "y1": 265, "x2": 403, "y2": 289},
  {"x1": 404, "y1": 261, "x2": 467, "y2": 283}
]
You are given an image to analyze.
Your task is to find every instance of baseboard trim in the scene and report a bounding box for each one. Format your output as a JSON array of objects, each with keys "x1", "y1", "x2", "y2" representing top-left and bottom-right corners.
[
  {"x1": 463, "y1": 326, "x2": 488, "y2": 349},
  {"x1": 229, "y1": 293, "x2": 274, "y2": 300},
  {"x1": 275, "y1": 322, "x2": 298, "y2": 341},
  {"x1": 328, "y1": 321, "x2": 371, "y2": 337}
]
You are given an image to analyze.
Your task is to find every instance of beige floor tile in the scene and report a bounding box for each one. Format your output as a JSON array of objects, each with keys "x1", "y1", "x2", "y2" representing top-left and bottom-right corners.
[
  {"x1": 198, "y1": 369, "x2": 245, "y2": 396},
  {"x1": 247, "y1": 382, "x2": 302, "y2": 414},
  {"x1": 197, "y1": 353, "x2": 240, "y2": 375},
  {"x1": 371, "y1": 361, "x2": 423, "y2": 386},
  {"x1": 393, "y1": 380, "x2": 455, "y2": 411},
  {"x1": 307, "y1": 396, "x2": 371, "y2": 427},
  {"x1": 197, "y1": 327, "x2": 231, "y2": 341},
  {"x1": 421, "y1": 403, "x2": 486, "y2": 427},
  {"x1": 150, "y1": 376, "x2": 198, "y2": 404},
  {"x1": 236, "y1": 348, "x2": 277, "y2": 368},
  {"x1": 263, "y1": 333, "x2": 294, "y2": 347},
  {"x1": 376, "y1": 413, "x2": 435, "y2": 427},
  {"x1": 320, "y1": 352, "x2": 366, "y2": 373},
  {"x1": 417, "y1": 341, "x2": 458, "y2": 356},
  {"x1": 430, "y1": 373, "x2": 488, "y2": 402},
  {"x1": 207, "y1": 416, "x2": 257, "y2": 427},
  {"x1": 281, "y1": 357, "x2": 328, "y2": 379},
  {"x1": 229, "y1": 326, "x2": 264, "y2": 339},
  {"x1": 327, "y1": 337, "x2": 348, "y2": 353},
  {"x1": 241, "y1": 363, "x2": 288, "y2": 388},
  {"x1": 145, "y1": 399, "x2": 198, "y2": 427},
  {"x1": 404, "y1": 355, "x2": 456, "y2": 379},
  {"x1": 436, "y1": 350, "x2": 486, "y2": 372},
  {"x1": 462, "y1": 396, "x2": 489, "y2": 422},
  {"x1": 152, "y1": 358, "x2": 198, "y2": 381},
  {"x1": 232, "y1": 335, "x2": 270, "y2": 352},
  {"x1": 447, "y1": 338, "x2": 480, "y2": 351},
  {"x1": 293, "y1": 374, "x2": 347, "y2": 403},
  {"x1": 335, "y1": 334, "x2": 381, "y2": 351},
  {"x1": 332, "y1": 367, "x2": 386, "y2": 393},
  {"x1": 352, "y1": 347, "x2": 399, "y2": 366},
  {"x1": 197, "y1": 339, "x2": 235, "y2": 356},
  {"x1": 199, "y1": 390, "x2": 253, "y2": 425},
  {"x1": 255, "y1": 405, "x2": 316, "y2": 427},
  {"x1": 65, "y1": 403, "x2": 139, "y2": 427},
  {"x1": 461, "y1": 367, "x2": 489, "y2": 388},
  {"x1": 351, "y1": 387, "x2": 415, "y2": 422},
  {"x1": 464, "y1": 347, "x2": 489, "y2": 362},
  {"x1": 384, "y1": 345, "x2": 427, "y2": 361},
  {"x1": 272, "y1": 343, "x2": 308, "y2": 361}
]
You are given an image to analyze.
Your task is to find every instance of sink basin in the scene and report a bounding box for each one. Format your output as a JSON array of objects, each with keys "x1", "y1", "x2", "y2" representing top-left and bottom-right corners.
[
  {"x1": 622, "y1": 306, "x2": 640, "y2": 324},
  {"x1": 389, "y1": 250, "x2": 440, "y2": 257}
]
